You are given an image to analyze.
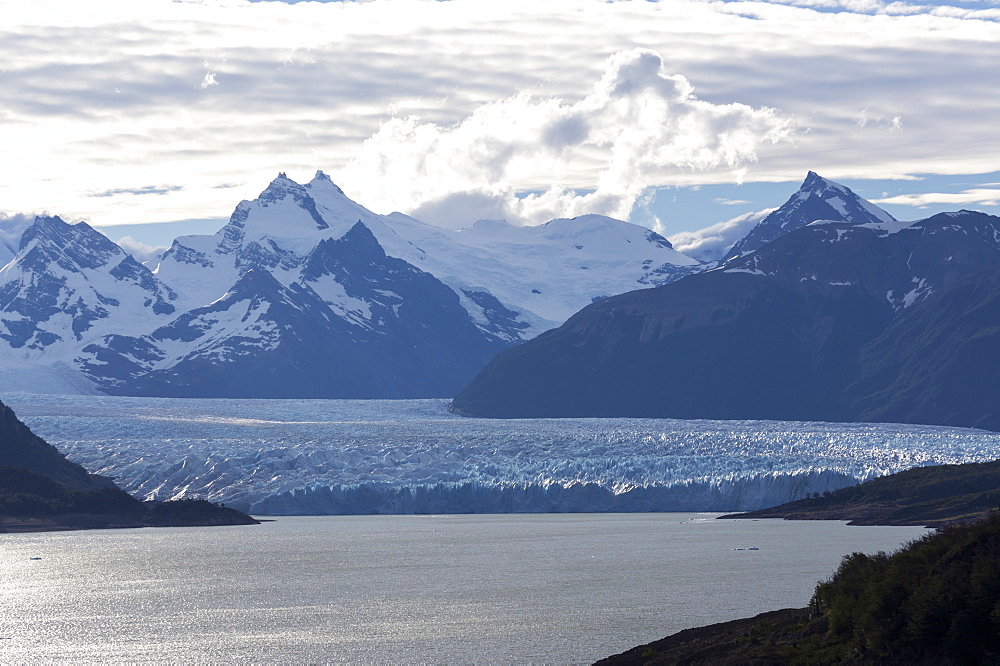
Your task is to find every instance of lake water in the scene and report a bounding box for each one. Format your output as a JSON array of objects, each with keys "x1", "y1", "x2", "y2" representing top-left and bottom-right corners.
[{"x1": 0, "y1": 514, "x2": 927, "y2": 662}]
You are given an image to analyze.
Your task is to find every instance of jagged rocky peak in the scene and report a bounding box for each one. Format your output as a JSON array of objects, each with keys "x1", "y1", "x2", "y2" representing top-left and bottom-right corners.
[
  {"x1": 259, "y1": 171, "x2": 296, "y2": 199},
  {"x1": 0, "y1": 213, "x2": 177, "y2": 354},
  {"x1": 723, "y1": 172, "x2": 895, "y2": 262},
  {"x1": 19, "y1": 215, "x2": 113, "y2": 263},
  {"x1": 797, "y1": 171, "x2": 893, "y2": 221},
  {"x1": 259, "y1": 170, "x2": 347, "y2": 206},
  {"x1": 19, "y1": 214, "x2": 71, "y2": 250},
  {"x1": 221, "y1": 172, "x2": 390, "y2": 252},
  {"x1": 254, "y1": 173, "x2": 329, "y2": 230},
  {"x1": 14, "y1": 215, "x2": 168, "y2": 290}
]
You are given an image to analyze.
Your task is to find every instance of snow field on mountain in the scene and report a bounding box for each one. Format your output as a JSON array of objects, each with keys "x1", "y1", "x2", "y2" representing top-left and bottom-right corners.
[
  {"x1": 7, "y1": 393, "x2": 1000, "y2": 515},
  {"x1": 152, "y1": 173, "x2": 698, "y2": 342},
  {"x1": 0, "y1": 172, "x2": 707, "y2": 397}
]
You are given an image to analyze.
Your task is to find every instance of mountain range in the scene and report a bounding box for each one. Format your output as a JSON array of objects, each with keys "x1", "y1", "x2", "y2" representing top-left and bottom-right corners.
[
  {"x1": 7, "y1": 168, "x2": 1000, "y2": 424},
  {"x1": 0, "y1": 172, "x2": 698, "y2": 397},
  {"x1": 451, "y1": 173, "x2": 1000, "y2": 431}
]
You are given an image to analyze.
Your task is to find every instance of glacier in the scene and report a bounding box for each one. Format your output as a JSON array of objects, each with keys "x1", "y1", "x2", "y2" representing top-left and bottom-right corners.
[{"x1": 5, "y1": 393, "x2": 1000, "y2": 516}]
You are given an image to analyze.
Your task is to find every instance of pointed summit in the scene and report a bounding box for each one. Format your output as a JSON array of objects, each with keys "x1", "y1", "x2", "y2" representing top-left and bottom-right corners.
[
  {"x1": 802, "y1": 170, "x2": 823, "y2": 186},
  {"x1": 308, "y1": 169, "x2": 346, "y2": 196},
  {"x1": 246, "y1": 173, "x2": 330, "y2": 231},
  {"x1": 19, "y1": 215, "x2": 75, "y2": 252},
  {"x1": 722, "y1": 172, "x2": 894, "y2": 262}
]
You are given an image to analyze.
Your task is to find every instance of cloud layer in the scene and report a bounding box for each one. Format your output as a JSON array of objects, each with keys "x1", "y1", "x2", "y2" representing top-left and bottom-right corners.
[
  {"x1": 668, "y1": 208, "x2": 774, "y2": 262},
  {"x1": 874, "y1": 188, "x2": 1000, "y2": 208},
  {"x1": 2, "y1": 0, "x2": 1000, "y2": 233}
]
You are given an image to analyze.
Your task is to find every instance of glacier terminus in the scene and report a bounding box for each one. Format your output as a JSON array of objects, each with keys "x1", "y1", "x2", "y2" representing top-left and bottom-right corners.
[{"x1": 7, "y1": 394, "x2": 1000, "y2": 516}]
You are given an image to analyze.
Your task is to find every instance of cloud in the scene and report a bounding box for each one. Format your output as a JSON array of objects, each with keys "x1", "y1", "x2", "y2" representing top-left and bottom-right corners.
[
  {"x1": 90, "y1": 185, "x2": 185, "y2": 198},
  {"x1": 114, "y1": 236, "x2": 170, "y2": 264},
  {"x1": 339, "y1": 48, "x2": 793, "y2": 227},
  {"x1": 667, "y1": 208, "x2": 774, "y2": 262},
  {"x1": 0, "y1": 212, "x2": 37, "y2": 265},
  {"x1": 855, "y1": 110, "x2": 903, "y2": 130},
  {"x1": 720, "y1": 0, "x2": 1000, "y2": 19},
  {"x1": 2, "y1": 0, "x2": 1000, "y2": 231},
  {"x1": 873, "y1": 188, "x2": 1000, "y2": 207},
  {"x1": 714, "y1": 198, "x2": 753, "y2": 205}
]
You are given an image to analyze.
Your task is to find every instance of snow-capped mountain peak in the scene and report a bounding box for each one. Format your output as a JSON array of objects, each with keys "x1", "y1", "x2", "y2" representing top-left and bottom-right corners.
[
  {"x1": 722, "y1": 172, "x2": 895, "y2": 262},
  {"x1": 0, "y1": 215, "x2": 176, "y2": 359},
  {"x1": 1, "y1": 172, "x2": 711, "y2": 397},
  {"x1": 308, "y1": 169, "x2": 344, "y2": 195},
  {"x1": 153, "y1": 174, "x2": 705, "y2": 337}
]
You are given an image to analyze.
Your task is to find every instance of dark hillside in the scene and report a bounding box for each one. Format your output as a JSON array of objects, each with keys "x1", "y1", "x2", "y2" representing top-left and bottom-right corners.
[
  {"x1": 845, "y1": 265, "x2": 1000, "y2": 431},
  {"x1": 451, "y1": 201, "x2": 1000, "y2": 430},
  {"x1": 452, "y1": 272, "x2": 891, "y2": 420},
  {"x1": 0, "y1": 397, "x2": 257, "y2": 532},
  {"x1": 601, "y1": 512, "x2": 1000, "y2": 664},
  {"x1": 0, "y1": 399, "x2": 115, "y2": 491},
  {"x1": 727, "y1": 458, "x2": 1000, "y2": 527}
]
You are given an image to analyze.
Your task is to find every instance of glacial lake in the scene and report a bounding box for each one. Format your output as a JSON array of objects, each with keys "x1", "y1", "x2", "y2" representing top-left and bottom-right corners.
[{"x1": 0, "y1": 514, "x2": 928, "y2": 662}]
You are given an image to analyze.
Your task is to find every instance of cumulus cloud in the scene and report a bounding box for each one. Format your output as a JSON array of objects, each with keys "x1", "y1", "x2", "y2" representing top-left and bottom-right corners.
[
  {"x1": 667, "y1": 208, "x2": 774, "y2": 262},
  {"x1": 339, "y1": 49, "x2": 793, "y2": 228}
]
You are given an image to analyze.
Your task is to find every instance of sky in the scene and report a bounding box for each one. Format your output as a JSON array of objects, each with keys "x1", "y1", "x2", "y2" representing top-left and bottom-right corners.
[{"x1": 2, "y1": 0, "x2": 1000, "y2": 259}]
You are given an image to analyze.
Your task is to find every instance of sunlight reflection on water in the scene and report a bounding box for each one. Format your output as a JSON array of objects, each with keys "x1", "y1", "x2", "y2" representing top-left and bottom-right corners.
[{"x1": 0, "y1": 514, "x2": 927, "y2": 662}]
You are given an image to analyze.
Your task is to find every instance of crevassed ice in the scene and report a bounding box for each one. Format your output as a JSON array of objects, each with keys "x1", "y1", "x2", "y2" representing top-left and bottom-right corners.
[{"x1": 7, "y1": 394, "x2": 1000, "y2": 516}]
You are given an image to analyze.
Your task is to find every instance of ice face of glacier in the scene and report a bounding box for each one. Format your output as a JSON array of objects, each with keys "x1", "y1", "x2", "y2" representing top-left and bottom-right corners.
[{"x1": 9, "y1": 394, "x2": 1000, "y2": 516}]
